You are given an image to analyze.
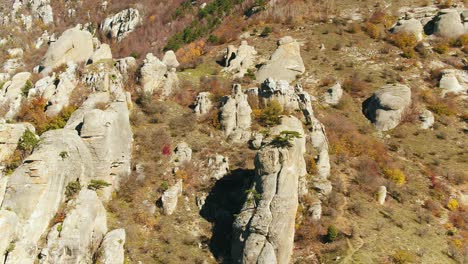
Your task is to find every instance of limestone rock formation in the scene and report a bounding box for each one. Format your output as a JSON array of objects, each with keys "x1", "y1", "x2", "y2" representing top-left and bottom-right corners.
[
  {"x1": 88, "y1": 43, "x2": 113, "y2": 64},
  {"x1": 140, "y1": 53, "x2": 179, "y2": 96},
  {"x1": 28, "y1": 0, "x2": 53, "y2": 25},
  {"x1": 162, "y1": 50, "x2": 180, "y2": 69},
  {"x1": 206, "y1": 154, "x2": 229, "y2": 180},
  {"x1": 419, "y1": 109, "x2": 434, "y2": 129},
  {"x1": 0, "y1": 72, "x2": 31, "y2": 120},
  {"x1": 309, "y1": 119, "x2": 332, "y2": 197},
  {"x1": 44, "y1": 62, "x2": 78, "y2": 117},
  {"x1": 0, "y1": 210, "x2": 21, "y2": 262},
  {"x1": 0, "y1": 121, "x2": 36, "y2": 163},
  {"x1": 39, "y1": 190, "x2": 107, "y2": 263},
  {"x1": 100, "y1": 8, "x2": 141, "y2": 41},
  {"x1": 42, "y1": 25, "x2": 94, "y2": 71},
  {"x1": 438, "y1": 69, "x2": 468, "y2": 95},
  {"x1": 96, "y1": 229, "x2": 126, "y2": 264},
  {"x1": 161, "y1": 179, "x2": 183, "y2": 215},
  {"x1": 392, "y1": 18, "x2": 424, "y2": 41},
  {"x1": 220, "y1": 84, "x2": 252, "y2": 142},
  {"x1": 256, "y1": 36, "x2": 305, "y2": 83},
  {"x1": 323, "y1": 82, "x2": 343, "y2": 106},
  {"x1": 115, "y1": 57, "x2": 137, "y2": 80},
  {"x1": 363, "y1": 84, "x2": 412, "y2": 131},
  {"x1": 0, "y1": 129, "x2": 94, "y2": 263},
  {"x1": 223, "y1": 40, "x2": 257, "y2": 78},
  {"x1": 232, "y1": 116, "x2": 306, "y2": 264},
  {"x1": 377, "y1": 186, "x2": 387, "y2": 205},
  {"x1": 194, "y1": 92, "x2": 213, "y2": 115},
  {"x1": 172, "y1": 142, "x2": 192, "y2": 166},
  {"x1": 433, "y1": 9, "x2": 467, "y2": 38}
]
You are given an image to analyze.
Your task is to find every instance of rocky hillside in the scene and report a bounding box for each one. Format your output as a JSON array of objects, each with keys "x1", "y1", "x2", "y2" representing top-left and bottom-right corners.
[{"x1": 0, "y1": 0, "x2": 467, "y2": 263}]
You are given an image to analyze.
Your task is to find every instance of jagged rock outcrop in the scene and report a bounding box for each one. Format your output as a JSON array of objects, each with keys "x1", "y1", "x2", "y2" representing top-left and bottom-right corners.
[
  {"x1": 251, "y1": 133, "x2": 264, "y2": 150},
  {"x1": 100, "y1": 8, "x2": 141, "y2": 41},
  {"x1": 161, "y1": 179, "x2": 183, "y2": 215},
  {"x1": 42, "y1": 25, "x2": 94, "y2": 72},
  {"x1": 0, "y1": 129, "x2": 95, "y2": 263},
  {"x1": 0, "y1": 72, "x2": 31, "y2": 120},
  {"x1": 223, "y1": 40, "x2": 257, "y2": 78},
  {"x1": 419, "y1": 109, "x2": 434, "y2": 129},
  {"x1": 206, "y1": 154, "x2": 229, "y2": 180},
  {"x1": 44, "y1": 62, "x2": 78, "y2": 117},
  {"x1": 323, "y1": 82, "x2": 343, "y2": 106},
  {"x1": 438, "y1": 69, "x2": 468, "y2": 95},
  {"x1": 39, "y1": 190, "x2": 107, "y2": 263},
  {"x1": 256, "y1": 36, "x2": 305, "y2": 83},
  {"x1": 115, "y1": 57, "x2": 137, "y2": 80},
  {"x1": 363, "y1": 84, "x2": 412, "y2": 131},
  {"x1": 377, "y1": 186, "x2": 387, "y2": 205},
  {"x1": 0, "y1": 120, "x2": 36, "y2": 163},
  {"x1": 232, "y1": 116, "x2": 306, "y2": 264},
  {"x1": 140, "y1": 52, "x2": 179, "y2": 96},
  {"x1": 162, "y1": 50, "x2": 180, "y2": 69},
  {"x1": 391, "y1": 18, "x2": 424, "y2": 41},
  {"x1": 194, "y1": 92, "x2": 213, "y2": 115},
  {"x1": 172, "y1": 142, "x2": 192, "y2": 166},
  {"x1": 309, "y1": 119, "x2": 332, "y2": 197},
  {"x1": 433, "y1": 9, "x2": 467, "y2": 38},
  {"x1": 28, "y1": 0, "x2": 53, "y2": 25},
  {"x1": 96, "y1": 229, "x2": 126, "y2": 264},
  {"x1": 220, "y1": 84, "x2": 252, "y2": 142}
]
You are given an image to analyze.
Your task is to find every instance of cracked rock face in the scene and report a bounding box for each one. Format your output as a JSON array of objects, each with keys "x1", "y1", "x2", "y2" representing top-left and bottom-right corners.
[
  {"x1": 220, "y1": 84, "x2": 252, "y2": 142},
  {"x1": 256, "y1": 36, "x2": 305, "y2": 83},
  {"x1": 140, "y1": 53, "x2": 179, "y2": 96},
  {"x1": 232, "y1": 116, "x2": 306, "y2": 264},
  {"x1": 0, "y1": 121, "x2": 36, "y2": 163},
  {"x1": 362, "y1": 84, "x2": 412, "y2": 131},
  {"x1": 0, "y1": 72, "x2": 31, "y2": 120},
  {"x1": 194, "y1": 92, "x2": 213, "y2": 115},
  {"x1": 100, "y1": 8, "x2": 141, "y2": 41},
  {"x1": 96, "y1": 229, "x2": 126, "y2": 264},
  {"x1": 161, "y1": 179, "x2": 183, "y2": 215},
  {"x1": 223, "y1": 40, "x2": 257, "y2": 79},
  {"x1": 433, "y1": 9, "x2": 467, "y2": 39}
]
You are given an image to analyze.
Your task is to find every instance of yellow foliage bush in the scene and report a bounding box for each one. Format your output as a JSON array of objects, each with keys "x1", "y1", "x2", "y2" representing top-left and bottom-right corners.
[
  {"x1": 447, "y1": 199, "x2": 459, "y2": 211},
  {"x1": 383, "y1": 168, "x2": 406, "y2": 185},
  {"x1": 175, "y1": 39, "x2": 206, "y2": 66},
  {"x1": 390, "y1": 32, "x2": 418, "y2": 50},
  {"x1": 365, "y1": 22, "x2": 380, "y2": 39}
]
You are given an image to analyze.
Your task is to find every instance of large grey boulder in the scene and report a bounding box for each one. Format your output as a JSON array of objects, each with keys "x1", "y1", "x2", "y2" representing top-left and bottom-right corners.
[
  {"x1": 363, "y1": 84, "x2": 412, "y2": 131},
  {"x1": 392, "y1": 18, "x2": 424, "y2": 41},
  {"x1": 223, "y1": 40, "x2": 257, "y2": 78},
  {"x1": 322, "y1": 82, "x2": 343, "y2": 106},
  {"x1": 232, "y1": 116, "x2": 306, "y2": 264},
  {"x1": 101, "y1": 8, "x2": 141, "y2": 41},
  {"x1": 0, "y1": 72, "x2": 31, "y2": 120},
  {"x1": 433, "y1": 9, "x2": 467, "y2": 38},
  {"x1": 220, "y1": 84, "x2": 252, "y2": 142},
  {"x1": 194, "y1": 92, "x2": 213, "y2": 115},
  {"x1": 42, "y1": 26, "x2": 94, "y2": 71},
  {"x1": 172, "y1": 142, "x2": 192, "y2": 165},
  {"x1": 439, "y1": 69, "x2": 468, "y2": 95},
  {"x1": 256, "y1": 36, "x2": 305, "y2": 83},
  {"x1": 39, "y1": 190, "x2": 108, "y2": 264},
  {"x1": 0, "y1": 121, "x2": 36, "y2": 163},
  {"x1": 96, "y1": 229, "x2": 126, "y2": 264},
  {"x1": 1, "y1": 129, "x2": 95, "y2": 263},
  {"x1": 140, "y1": 53, "x2": 179, "y2": 96},
  {"x1": 206, "y1": 154, "x2": 229, "y2": 180},
  {"x1": 161, "y1": 179, "x2": 183, "y2": 215},
  {"x1": 419, "y1": 109, "x2": 434, "y2": 129}
]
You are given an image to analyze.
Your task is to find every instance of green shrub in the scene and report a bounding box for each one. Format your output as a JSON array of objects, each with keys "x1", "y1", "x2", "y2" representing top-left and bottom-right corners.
[
  {"x1": 59, "y1": 151, "x2": 68, "y2": 159},
  {"x1": 260, "y1": 26, "x2": 272, "y2": 37},
  {"x1": 326, "y1": 225, "x2": 339, "y2": 242},
  {"x1": 259, "y1": 100, "x2": 283, "y2": 127},
  {"x1": 65, "y1": 180, "x2": 81, "y2": 198},
  {"x1": 208, "y1": 34, "x2": 219, "y2": 43},
  {"x1": 433, "y1": 43, "x2": 449, "y2": 54},
  {"x1": 21, "y1": 80, "x2": 33, "y2": 97},
  {"x1": 17, "y1": 129, "x2": 39, "y2": 153},
  {"x1": 87, "y1": 179, "x2": 111, "y2": 191},
  {"x1": 270, "y1": 130, "x2": 302, "y2": 148},
  {"x1": 391, "y1": 249, "x2": 416, "y2": 264}
]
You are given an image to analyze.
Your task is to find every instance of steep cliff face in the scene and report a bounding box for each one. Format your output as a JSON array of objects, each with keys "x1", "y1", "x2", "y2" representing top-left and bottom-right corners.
[{"x1": 232, "y1": 116, "x2": 306, "y2": 264}]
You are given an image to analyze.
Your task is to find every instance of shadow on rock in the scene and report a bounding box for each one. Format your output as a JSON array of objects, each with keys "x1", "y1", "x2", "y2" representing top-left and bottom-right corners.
[{"x1": 200, "y1": 169, "x2": 254, "y2": 263}]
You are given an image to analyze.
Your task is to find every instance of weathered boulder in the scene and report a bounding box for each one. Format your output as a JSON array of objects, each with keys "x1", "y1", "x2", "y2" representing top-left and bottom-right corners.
[
  {"x1": 439, "y1": 69, "x2": 468, "y2": 95},
  {"x1": 88, "y1": 43, "x2": 113, "y2": 64},
  {"x1": 194, "y1": 92, "x2": 213, "y2": 115},
  {"x1": 1, "y1": 129, "x2": 94, "y2": 263},
  {"x1": 96, "y1": 229, "x2": 126, "y2": 264},
  {"x1": 256, "y1": 36, "x2": 305, "y2": 83},
  {"x1": 161, "y1": 179, "x2": 183, "y2": 215},
  {"x1": 29, "y1": 0, "x2": 53, "y2": 25},
  {"x1": 140, "y1": 53, "x2": 179, "y2": 96},
  {"x1": 0, "y1": 72, "x2": 31, "y2": 120},
  {"x1": 323, "y1": 82, "x2": 343, "y2": 106},
  {"x1": 392, "y1": 18, "x2": 424, "y2": 41},
  {"x1": 363, "y1": 84, "x2": 412, "y2": 131},
  {"x1": 172, "y1": 142, "x2": 192, "y2": 165},
  {"x1": 82, "y1": 60, "x2": 125, "y2": 99},
  {"x1": 309, "y1": 119, "x2": 332, "y2": 197},
  {"x1": 433, "y1": 9, "x2": 467, "y2": 38},
  {"x1": 162, "y1": 50, "x2": 180, "y2": 69},
  {"x1": 223, "y1": 40, "x2": 257, "y2": 78},
  {"x1": 419, "y1": 109, "x2": 434, "y2": 129},
  {"x1": 44, "y1": 62, "x2": 78, "y2": 117},
  {"x1": 42, "y1": 26, "x2": 94, "y2": 71},
  {"x1": 115, "y1": 57, "x2": 137, "y2": 80},
  {"x1": 0, "y1": 121, "x2": 36, "y2": 163},
  {"x1": 39, "y1": 190, "x2": 107, "y2": 264},
  {"x1": 251, "y1": 133, "x2": 264, "y2": 150},
  {"x1": 377, "y1": 186, "x2": 387, "y2": 205},
  {"x1": 220, "y1": 84, "x2": 252, "y2": 142},
  {"x1": 100, "y1": 8, "x2": 141, "y2": 41},
  {"x1": 232, "y1": 116, "x2": 306, "y2": 264},
  {"x1": 206, "y1": 154, "x2": 229, "y2": 180}
]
